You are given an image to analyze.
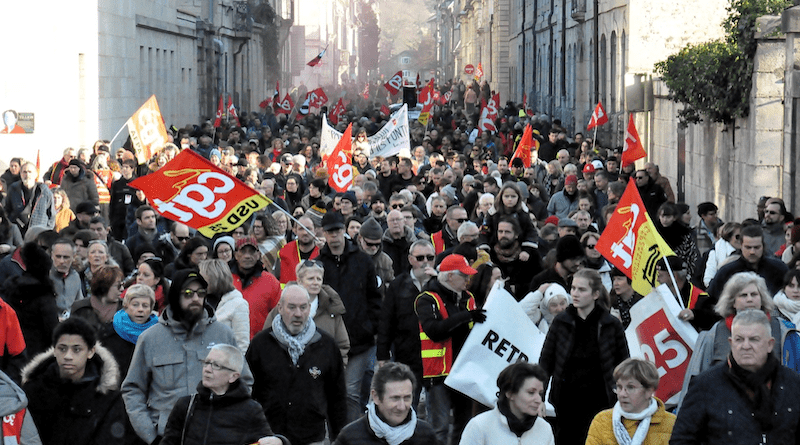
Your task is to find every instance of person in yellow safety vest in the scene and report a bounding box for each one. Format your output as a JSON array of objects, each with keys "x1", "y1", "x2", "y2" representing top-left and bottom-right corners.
[
  {"x1": 430, "y1": 206, "x2": 468, "y2": 254},
  {"x1": 414, "y1": 254, "x2": 486, "y2": 445}
]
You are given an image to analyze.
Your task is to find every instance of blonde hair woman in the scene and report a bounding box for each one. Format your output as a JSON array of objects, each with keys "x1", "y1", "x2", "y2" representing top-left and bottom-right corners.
[
  {"x1": 52, "y1": 187, "x2": 75, "y2": 232},
  {"x1": 199, "y1": 259, "x2": 250, "y2": 353}
]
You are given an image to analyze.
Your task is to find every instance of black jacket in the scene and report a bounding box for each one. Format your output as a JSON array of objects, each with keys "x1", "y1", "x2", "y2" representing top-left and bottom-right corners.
[
  {"x1": 319, "y1": 239, "x2": 382, "y2": 355},
  {"x1": 334, "y1": 415, "x2": 439, "y2": 445},
  {"x1": 377, "y1": 273, "x2": 424, "y2": 382},
  {"x1": 161, "y1": 380, "x2": 285, "y2": 445},
  {"x1": 109, "y1": 177, "x2": 136, "y2": 239},
  {"x1": 539, "y1": 305, "x2": 629, "y2": 407},
  {"x1": 246, "y1": 327, "x2": 347, "y2": 445},
  {"x1": 671, "y1": 359, "x2": 800, "y2": 445},
  {"x1": 21, "y1": 345, "x2": 132, "y2": 445},
  {"x1": 1, "y1": 271, "x2": 59, "y2": 357}
]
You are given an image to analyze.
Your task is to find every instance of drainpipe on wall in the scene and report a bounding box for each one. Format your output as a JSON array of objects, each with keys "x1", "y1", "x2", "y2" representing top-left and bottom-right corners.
[{"x1": 213, "y1": 38, "x2": 225, "y2": 101}]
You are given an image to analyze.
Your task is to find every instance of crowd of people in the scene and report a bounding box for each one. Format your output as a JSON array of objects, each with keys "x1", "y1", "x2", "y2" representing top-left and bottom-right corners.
[{"x1": 0, "y1": 84, "x2": 798, "y2": 445}]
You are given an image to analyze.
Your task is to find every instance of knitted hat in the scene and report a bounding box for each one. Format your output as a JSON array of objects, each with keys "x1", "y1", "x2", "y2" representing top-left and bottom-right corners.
[
  {"x1": 359, "y1": 217, "x2": 383, "y2": 240},
  {"x1": 166, "y1": 270, "x2": 208, "y2": 321},
  {"x1": 565, "y1": 175, "x2": 578, "y2": 186},
  {"x1": 235, "y1": 236, "x2": 259, "y2": 251},
  {"x1": 306, "y1": 204, "x2": 327, "y2": 228},
  {"x1": 556, "y1": 235, "x2": 583, "y2": 263},
  {"x1": 542, "y1": 284, "x2": 571, "y2": 308}
]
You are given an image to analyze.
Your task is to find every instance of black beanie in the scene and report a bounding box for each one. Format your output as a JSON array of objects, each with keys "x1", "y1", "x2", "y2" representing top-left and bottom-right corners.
[
  {"x1": 167, "y1": 269, "x2": 208, "y2": 321},
  {"x1": 556, "y1": 235, "x2": 584, "y2": 263}
]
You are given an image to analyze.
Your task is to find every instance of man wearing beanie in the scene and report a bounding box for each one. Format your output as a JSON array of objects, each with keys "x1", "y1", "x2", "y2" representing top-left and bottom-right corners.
[
  {"x1": 358, "y1": 217, "x2": 394, "y2": 298},
  {"x1": 122, "y1": 269, "x2": 253, "y2": 445},
  {"x1": 547, "y1": 174, "x2": 580, "y2": 219},
  {"x1": 60, "y1": 159, "x2": 99, "y2": 213},
  {"x1": 529, "y1": 235, "x2": 585, "y2": 292}
]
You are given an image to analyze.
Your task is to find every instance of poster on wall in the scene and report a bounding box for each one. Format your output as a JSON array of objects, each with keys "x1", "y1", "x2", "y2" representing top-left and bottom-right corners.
[{"x1": 1, "y1": 109, "x2": 34, "y2": 134}]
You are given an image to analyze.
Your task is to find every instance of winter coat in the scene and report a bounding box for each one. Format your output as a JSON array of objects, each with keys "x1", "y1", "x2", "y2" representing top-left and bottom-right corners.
[
  {"x1": 160, "y1": 380, "x2": 287, "y2": 445},
  {"x1": 1, "y1": 271, "x2": 59, "y2": 357},
  {"x1": 538, "y1": 305, "x2": 629, "y2": 407},
  {"x1": 703, "y1": 238, "x2": 737, "y2": 287},
  {"x1": 265, "y1": 284, "x2": 350, "y2": 362},
  {"x1": 377, "y1": 272, "x2": 426, "y2": 383},
  {"x1": 21, "y1": 345, "x2": 130, "y2": 445},
  {"x1": 671, "y1": 362, "x2": 800, "y2": 445},
  {"x1": 460, "y1": 405, "x2": 555, "y2": 445},
  {"x1": 121, "y1": 305, "x2": 253, "y2": 444},
  {"x1": 706, "y1": 255, "x2": 787, "y2": 300},
  {"x1": 214, "y1": 289, "x2": 250, "y2": 353},
  {"x1": 318, "y1": 240, "x2": 382, "y2": 356},
  {"x1": 585, "y1": 397, "x2": 675, "y2": 445},
  {"x1": 333, "y1": 415, "x2": 439, "y2": 445},
  {"x1": 481, "y1": 208, "x2": 540, "y2": 254},
  {"x1": 109, "y1": 177, "x2": 136, "y2": 239},
  {"x1": 4, "y1": 182, "x2": 55, "y2": 231},
  {"x1": 382, "y1": 226, "x2": 418, "y2": 277},
  {"x1": 0, "y1": 369, "x2": 41, "y2": 445},
  {"x1": 546, "y1": 190, "x2": 579, "y2": 219},
  {"x1": 97, "y1": 323, "x2": 136, "y2": 379},
  {"x1": 230, "y1": 262, "x2": 281, "y2": 340},
  {"x1": 246, "y1": 327, "x2": 347, "y2": 445},
  {"x1": 59, "y1": 167, "x2": 99, "y2": 212}
]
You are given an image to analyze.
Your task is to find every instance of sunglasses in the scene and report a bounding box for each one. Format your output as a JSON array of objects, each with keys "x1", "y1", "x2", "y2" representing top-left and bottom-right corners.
[
  {"x1": 585, "y1": 244, "x2": 597, "y2": 250},
  {"x1": 181, "y1": 288, "x2": 208, "y2": 299},
  {"x1": 363, "y1": 240, "x2": 382, "y2": 248},
  {"x1": 391, "y1": 204, "x2": 404, "y2": 209},
  {"x1": 299, "y1": 259, "x2": 324, "y2": 269},
  {"x1": 176, "y1": 236, "x2": 191, "y2": 241},
  {"x1": 765, "y1": 210, "x2": 780, "y2": 215},
  {"x1": 454, "y1": 218, "x2": 469, "y2": 223},
  {"x1": 414, "y1": 254, "x2": 435, "y2": 261}
]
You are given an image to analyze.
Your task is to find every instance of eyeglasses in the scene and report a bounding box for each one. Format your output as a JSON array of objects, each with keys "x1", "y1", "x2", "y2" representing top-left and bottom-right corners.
[
  {"x1": 181, "y1": 288, "x2": 208, "y2": 299},
  {"x1": 414, "y1": 254, "x2": 436, "y2": 261},
  {"x1": 202, "y1": 360, "x2": 236, "y2": 372},
  {"x1": 612, "y1": 384, "x2": 645, "y2": 395},
  {"x1": 298, "y1": 259, "x2": 324, "y2": 270}
]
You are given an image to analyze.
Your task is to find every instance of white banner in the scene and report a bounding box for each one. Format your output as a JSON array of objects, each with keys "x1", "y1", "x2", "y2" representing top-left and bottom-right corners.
[
  {"x1": 445, "y1": 283, "x2": 546, "y2": 407},
  {"x1": 624, "y1": 284, "x2": 698, "y2": 406},
  {"x1": 321, "y1": 104, "x2": 411, "y2": 161}
]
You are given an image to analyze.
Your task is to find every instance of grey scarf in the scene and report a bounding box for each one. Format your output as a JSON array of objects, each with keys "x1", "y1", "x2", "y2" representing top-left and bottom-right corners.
[{"x1": 272, "y1": 314, "x2": 316, "y2": 365}]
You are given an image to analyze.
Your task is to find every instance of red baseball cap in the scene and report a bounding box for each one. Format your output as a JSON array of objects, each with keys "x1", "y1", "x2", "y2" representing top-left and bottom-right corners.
[
  {"x1": 582, "y1": 163, "x2": 595, "y2": 173},
  {"x1": 439, "y1": 254, "x2": 478, "y2": 275}
]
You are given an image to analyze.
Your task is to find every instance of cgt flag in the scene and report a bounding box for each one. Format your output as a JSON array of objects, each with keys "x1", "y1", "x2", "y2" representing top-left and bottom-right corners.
[
  {"x1": 329, "y1": 98, "x2": 346, "y2": 125},
  {"x1": 417, "y1": 79, "x2": 435, "y2": 126},
  {"x1": 587, "y1": 101, "x2": 609, "y2": 131},
  {"x1": 327, "y1": 124, "x2": 354, "y2": 192},
  {"x1": 129, "y1": 149, "x2": 272, "y2": 238},
  {"x1": 127, "y1": 95, "x2": 169, "y2": 164},
  {"x1": 213, "y1": 94, "x2": 225, "y2": 127},
  {"x1": 383, "y1": 71, "x2": 403, "y2": 95},
  {"x1": 478, "y1": 93, "x2": 500, "y2": 133},
  {"x1": 275, "y1": 94, "x2": 294, "y2": 115},
  {"x1": 622, "y1": 113, "x2": 647, "y2": 167},
  {"x1": 510, "y1": 124, "x2": 538, "y2": 168},
  {"x1": 227, "y1": 95, "x2": 241, "y2": 127},
  {"x1": 596, "y1": 179, "x2": 675, "y2": 296},
  {"x1": 307, "y1": 88, "x2": 329, "y2": 108}
]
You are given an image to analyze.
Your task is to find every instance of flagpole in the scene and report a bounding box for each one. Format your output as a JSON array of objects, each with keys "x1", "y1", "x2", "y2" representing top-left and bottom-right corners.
[
  {"x1": 592, "y1": 125, "x2": 598, "y2": 153},
  {"x1": 269, "y1": 202, "x2": 324, "y2": 245},
  {"x1": 662, "y1": 258, "x2": 686, "y2": 310},
  {"x1": 107, "y1": 121, "x2": 129, "y2": 150}
]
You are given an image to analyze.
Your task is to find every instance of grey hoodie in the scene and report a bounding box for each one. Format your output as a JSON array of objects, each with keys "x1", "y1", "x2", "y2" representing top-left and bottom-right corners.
[{"x1": 0, "y1": 370, "x2": 41, "y2": 445}]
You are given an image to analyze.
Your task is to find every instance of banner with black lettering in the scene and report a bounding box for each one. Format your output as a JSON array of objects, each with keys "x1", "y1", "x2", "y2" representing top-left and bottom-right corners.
[
  {"x1": 625, "y1": 284, "x2": 698, "y2": 406},
  {"x1": 445, "y1": 284, "x2": 546, "y2": 407},
  {"x1": 320, "y1": 104, "x2": 411, "y2": 160},
  {"x1": 129, "y1": 149, "x2": 272, "y2": 237}
]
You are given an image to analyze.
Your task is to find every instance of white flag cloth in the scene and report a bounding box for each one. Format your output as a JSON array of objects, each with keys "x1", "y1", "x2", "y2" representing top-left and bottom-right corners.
[
  {"x1": 321, "y1": 104, "x2": 411, "y2": 160},
  {"x1": 624, "y1": 284, "x2": 698, "y2": 406},
  {"x1": 445, "y1": 283, "x2": 546, "y2": 407}
]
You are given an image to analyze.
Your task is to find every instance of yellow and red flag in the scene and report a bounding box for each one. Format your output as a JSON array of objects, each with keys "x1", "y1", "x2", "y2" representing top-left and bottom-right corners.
[
  {"x1": 417, "y1": 79, "x2": 436, "y2": 126},
  {"x1": 596, "y1": 179, "x2": 675, "y2": 296},
  {"x1": 127, "y1": 95, "x2": 169, "y2": 164},
  {"x1": 129, "y1": 149, "x2": 272, "y2": 237},
  {"x1": 510, "y1": 124, "x2": 538, "y2": 168},
  {"x1": 622, "y1": 113, "x2": 647, "y2": 167},
  {"x1": 474, "y1": 63, "x2": 484, "y2": 83},
  {"x1": 327, "y1": 124, "x2": 354, "y2": 192},
  {"x1": 587, "y1": 101, "x2": 609, "y2": 130}
]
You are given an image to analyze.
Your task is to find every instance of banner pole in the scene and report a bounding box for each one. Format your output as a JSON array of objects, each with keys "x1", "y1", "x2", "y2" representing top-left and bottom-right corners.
[
  {"x1": 108, "y1": 121, "x2": 129, "y2": 150},
  {"x1": 592, "y1": 125, "x2": 598, "y2": 153},
  {"x1": 662, "y1": 259, "x2": 686, "y2": 310}
]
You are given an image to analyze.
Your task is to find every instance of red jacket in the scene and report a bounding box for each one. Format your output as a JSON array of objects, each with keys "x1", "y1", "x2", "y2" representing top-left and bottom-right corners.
[{"x1": 231, "y1": 264, "x2": 281, "y2": 339}]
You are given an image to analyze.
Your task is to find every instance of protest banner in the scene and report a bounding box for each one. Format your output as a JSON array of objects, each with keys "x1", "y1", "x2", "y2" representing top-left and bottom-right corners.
[
  {"x1": 596, "y1": 179, "x2": 675, "y2": 296},
  {"x1": 129, "y1": 149, "x2": 272, "y2": 237},
  {"x1": 445, "y1": 283, "x2": 545, "y2": 407},
  {"x1": 625, "y1": 284, "x2": 698, "y2": 406},
  {"x1": 127, "y1": 95, "x2": 169, "y2": 164},
  {"x1": 321, "y1": 104, "x2": 410, "y2": 161}
]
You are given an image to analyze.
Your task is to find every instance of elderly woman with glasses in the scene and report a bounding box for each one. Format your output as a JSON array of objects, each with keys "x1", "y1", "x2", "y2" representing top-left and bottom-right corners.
[
  {"x1": 586, "y1": 358, "x2": 676, "y2": 445},
  {"x1": 265, "y1": 260, "x2": 350, "y2": 363},
  {"x1": 71, "y1": 265, "x2": 125, "y2": 332}
]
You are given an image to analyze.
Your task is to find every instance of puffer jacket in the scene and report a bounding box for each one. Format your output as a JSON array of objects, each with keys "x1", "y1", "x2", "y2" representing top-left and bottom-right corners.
[
  {"x1": 539, "y1": 305, "x2": 629, "y2": 407},
  {"x1": 585, "y1": 397, "x2": 675, "y2": 445},
  {"x1": 21, "y1": 345, "x2": 130, "y2": 445},
  {"x1": 160, "y1": 380, "x2": 287, "y2": 445}
]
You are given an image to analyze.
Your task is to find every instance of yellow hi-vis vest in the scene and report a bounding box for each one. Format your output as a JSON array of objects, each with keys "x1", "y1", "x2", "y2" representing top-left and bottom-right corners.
[{"x1": 416, "y1": 290, "x2": 476, "y2": 379}]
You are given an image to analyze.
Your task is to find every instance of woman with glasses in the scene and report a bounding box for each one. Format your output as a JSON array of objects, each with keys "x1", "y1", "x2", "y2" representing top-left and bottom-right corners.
[
  {"x1": 100, "y1": 284, "x2": 159, "y2": 376},
  {"x1": 585, "y1": 358, "x2": 676, "y2": 445},
  {"x1": 71, "y1": 265, "x2": 125, "y2": 332},
  {"x1": 213, "y1": 236, "x2": 235, "y2": 263},
  {"x1": 200, "y1": 259, "x2": 250, "y2": 353},
  {"x1": 539, "y1": 268, "x2": 629, "y2": 445},
  {"x1": 581, "y1": 232, "x2": 612, "y2": 291},
  {"x1": 702, "y1": 222, "x2": 742, "y2": 287},
  {"x1": 265, "y1": 260, "x2": 350, "y2": 362}
]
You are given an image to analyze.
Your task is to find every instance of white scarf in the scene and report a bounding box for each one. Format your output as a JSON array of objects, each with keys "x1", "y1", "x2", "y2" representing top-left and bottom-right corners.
[
  {"x1": 612, "y1": 398, "x2": 658, "y2": 445},
  {"x1": 366, "y1": 401, "x2": 416, "y2": 445},
  {"x1": 271, "y1": 314, "x2": 316, "y2": 366},
  {"x1": 773, "y1": 291, "x2": 800, "y2": 326}
]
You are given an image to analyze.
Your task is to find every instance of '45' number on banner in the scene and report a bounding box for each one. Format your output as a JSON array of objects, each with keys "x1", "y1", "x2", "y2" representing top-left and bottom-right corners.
[{"x1": 634, "y1": 309, "x2": 692, "y2": 402}]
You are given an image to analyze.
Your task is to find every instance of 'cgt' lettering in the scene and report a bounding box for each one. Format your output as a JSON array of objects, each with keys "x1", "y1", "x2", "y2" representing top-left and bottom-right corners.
[
  {"x1": 481, "y1": 330, "x2": 528, "y2": 363},
  {"x1": 154, "y1": 172, "x2": 235, "y2": 222}
]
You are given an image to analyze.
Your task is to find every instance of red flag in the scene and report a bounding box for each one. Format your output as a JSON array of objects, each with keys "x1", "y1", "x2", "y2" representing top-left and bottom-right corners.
[
  {"x1": 327, "y1": 124, "x2": 354, "y2": 192},
  {"x1": 439, "y1": 90, "x2": 452, "y2": 105},
  {"x1": 227, "y1": 96, "x2": 241, "y2": 127},
  {"x1": 329, "y1": 98, "x2": 346, "y2": 125},
  {"x1": 622, "y1": 114, "x2": 646, "y2": 167},
  {"x1": 510, "y1": 124, "x2": 538, "y2": 168},
  {"x1": 383, "y1": 71, "x2": 403, "y2": 95},
  {"x1": 307, "y1": 48, "x2": 326, "y2": 67},
  {"x1": 478, "y1": 93, "x2": 500, "y2": 133},
  {"x1": 275, "y1": 94, "x2": 294, "y2": 115},
  {"x1": 213, "y1": 94, "x2": 224, "y2": 128},
  {"x1": 416, "y1": 73, "x2": 421, "y2": 89},
  {"x1": 474, "y1": 63, "x2": 483, "y2": 82},
  {"x1": 362, "y1": 83, "x2": 370, "y2": 100},
  {"x1": 259, "y1": 98, "x2": 272, "y2": 109},
  {"x1": 127, "y1": 95, "x2": 169, "y2": 164},
  {"x1": 418, "y1": 79, "x2": 436, "y2": 126},
  {"x1": 587, "y1": 101, "x2": 609, "y2": 130},
  {"x1": 308, "y1": 88, "x2": 329, "y2": 108},
  {"x1": 129, "y1": 149, "x2": 273, "y2": 237},
  {"x1": 380, "y1": 104, "x2": 390, "y2": 117}
]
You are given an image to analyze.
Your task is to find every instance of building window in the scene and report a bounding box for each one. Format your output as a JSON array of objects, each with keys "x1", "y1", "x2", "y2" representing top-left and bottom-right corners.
[{"x1": 401, "y1": 57, "x2": 410, "y2": 65}]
